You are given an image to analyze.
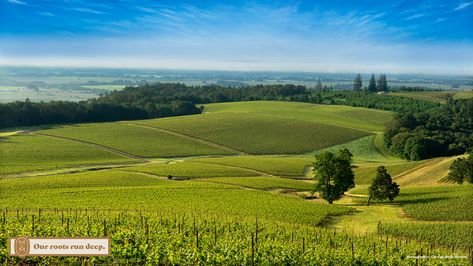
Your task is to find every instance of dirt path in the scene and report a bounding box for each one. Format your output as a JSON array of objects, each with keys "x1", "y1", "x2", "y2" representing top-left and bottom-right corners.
[
  {"x1": 124, "y1": 123, "x2": 248, "y2": 155},
  {"x1": 34, "y1": 132, "x2": 146, "y2": 161}
]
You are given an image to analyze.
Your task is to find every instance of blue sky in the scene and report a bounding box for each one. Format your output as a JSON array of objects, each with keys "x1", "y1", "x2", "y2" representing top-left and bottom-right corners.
[{"x1": 0, "y1": 0, "x2": 472, "y2": 74}]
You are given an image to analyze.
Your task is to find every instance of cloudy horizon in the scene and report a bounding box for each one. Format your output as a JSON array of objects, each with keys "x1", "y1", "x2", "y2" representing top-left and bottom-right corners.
[{"x1": 1, "y1": 0, "x2": 472, "y2": 75}]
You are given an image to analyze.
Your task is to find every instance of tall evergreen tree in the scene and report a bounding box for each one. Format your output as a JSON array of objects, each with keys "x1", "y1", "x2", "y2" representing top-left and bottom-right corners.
[
  {"x1": 377, "y1": 74, "x2": 383, "y2": 92},
  {"x1": 315, "y1": 78, "x2": 323, "y2": 91},
  {"x1": 353, "y1": 74, "x2": 363, "y2": 91},
  {"x1": 368, "y1": 74, "x2": 377, "y2": 92},
  {"x1": 382, "y1": 74, "x2": 388, "y2": 91},
  {"x1": 377, "y1": 74, "x2": 388, "y2": 92}
]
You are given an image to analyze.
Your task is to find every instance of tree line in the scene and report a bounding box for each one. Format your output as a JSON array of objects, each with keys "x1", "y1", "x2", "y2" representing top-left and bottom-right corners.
[
  {"x1": 0, "y1": 82, "x2": 445, "y2": 129},
  {"x1": 384, "y1": 97, "x2": 473, "y2": 160},
  {"x1": 353, "y1": 73, "x2": 388, "y2": 92}
]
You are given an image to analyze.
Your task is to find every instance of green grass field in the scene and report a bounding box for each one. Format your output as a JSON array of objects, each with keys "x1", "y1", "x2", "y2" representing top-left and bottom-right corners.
[
  {"x1": 139, "y1": 112, "x2": 370, "y2": 154},
  {"x1": 0, "y1": 134, "x2": 133, "y2": 174},
  {"x1": 40, "y1": 123, "x2": 232, "y2": 157}
]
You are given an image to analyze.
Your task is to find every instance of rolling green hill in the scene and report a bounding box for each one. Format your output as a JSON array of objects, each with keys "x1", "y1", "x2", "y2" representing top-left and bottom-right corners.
[
  {"x1": 202, "y1": 101, "x2": 393, "y2": 132},
  {"x1": 138, "y1": 112, "x2": 370, "y2": 155},
  {"x1": 0, "y1": 134, "x2": 134, "y2": 174},
  {"x1": 39, "y1": 122, "x2": 233, "y2": 157}
]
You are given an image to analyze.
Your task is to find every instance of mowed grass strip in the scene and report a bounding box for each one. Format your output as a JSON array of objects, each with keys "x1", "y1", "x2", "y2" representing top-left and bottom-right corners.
[
  {"x1": 122, "y1": 161, "x2": 262, "y2": 178},
  {"x1": 192, "y1": 156, "x2": 313, "y2": 176},
  {"x1": 39, "y1": 123, "x2": 232, "y2": 158},
  {"x1": 139, "y1": 112, "x2": 369, "y2": 155},
  {"x1": 202, "y1": 101, "x2": 393, "y2": 132},
  {"x1": 0, "y1": 170, "x2": 349, "y2": 225},
  {"x1": 199, "y1": 176, "x2": 314, "y2": 191},
  {"x1": 0, "y1": 134, "x2": 132, "y2": 175}
]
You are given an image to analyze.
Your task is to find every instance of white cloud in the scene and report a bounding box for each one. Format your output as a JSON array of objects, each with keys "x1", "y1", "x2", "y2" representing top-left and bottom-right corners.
[
  {"x1": 405, "y1": 13, "x2": 426, "y2": 20},
  {"x1": 454, "y1": 2, "x2": 473, "y2": 11},
  {"x1": 72, "y1": 7, "x2": 105, "y2": 15},
  {"x1": 7, "y1": 0, "x2": 26, "y2": 5}
]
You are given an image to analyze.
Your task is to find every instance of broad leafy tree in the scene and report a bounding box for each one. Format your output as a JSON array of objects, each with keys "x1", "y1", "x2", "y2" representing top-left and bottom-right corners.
[
  {"x1": 447, "y1": 154, "x2": 473, "y2": 184},
  {"x1": 368, "y1": 166, "x2": 400, "y2": 205},
  {"x1": 313, "y1": 149, "x2": 355, "y2": 204}
]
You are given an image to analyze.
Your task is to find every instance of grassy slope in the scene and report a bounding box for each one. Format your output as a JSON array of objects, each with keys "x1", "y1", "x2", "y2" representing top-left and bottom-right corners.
[
  {"x1": 39, "y1": 123, "x2": 232, "y2": 157},
  {"x1": 0, "y1": 134, "x2": 133, "y2": 174},
  {"x1": 0, "y1": 170, "x2": 349, "y2": 225}
]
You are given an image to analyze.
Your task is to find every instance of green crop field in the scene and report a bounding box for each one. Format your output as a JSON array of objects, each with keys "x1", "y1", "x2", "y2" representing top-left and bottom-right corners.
[
  {"x1": 0, "y1": 170, "x2": 349, "y2": 225},
  {"x1": 315, "y1": 135, "x2": 399, "y2": 162},
  {"x1": 391, "y1": 90, "x2": 473, "y2": 104},
  {"x1": 379, "y1": 222, "x2": 473, "y2": 249},
  {"x1": 353, "y1": 160, "x2": 428, "y2": 185},
  {"x1": 191, "y1": 156, "x2": 313, "y2": 177},
  {"x1": 349, "y1": 185, "x2": 473, "y2": 221},
  {"x1": 2, "y1": 210, "x2": 463, "y2": 265},
  {"x1": 0, "y1": 134, "x2": 133, "y2": 175},
  {"x1": 40, "y1": 123, "x2": 232, "y2": 158},
  {"x1": 199, "y1": 176, "x2": 314, "y2": 190},
  {"x1": 202, "y1": 101, "x2": 393, "y2": 132},
  {"x1": 391, "y1": 91, "x2": 455, "y2": 103},
  {"x1": 122, "y1": 161, "x2": 262, "y2": 178},
  {"x1": 398, "y1": 185, "x2": 473, "y2": 221},
  {"x1": 3, "y1": 100, "x2": 473, "y2": 264},
  {"x1": 139, "y1": 112, "x2": 370, "y2": 154}
]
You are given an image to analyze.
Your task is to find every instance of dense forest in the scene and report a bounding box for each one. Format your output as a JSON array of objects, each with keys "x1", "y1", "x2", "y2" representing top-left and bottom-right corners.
[{"x1": 384, "y1": 98, "x2": 473, "y2": 160}]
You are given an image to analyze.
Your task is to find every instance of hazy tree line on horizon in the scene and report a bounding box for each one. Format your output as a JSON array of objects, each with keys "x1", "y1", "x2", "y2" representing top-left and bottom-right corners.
[
  {"x1": 353, "y1": 73, "x2": 388, "y2": 92},
  {"x1": 0, "y1": 82, "x2": 443, "y2": 129}
]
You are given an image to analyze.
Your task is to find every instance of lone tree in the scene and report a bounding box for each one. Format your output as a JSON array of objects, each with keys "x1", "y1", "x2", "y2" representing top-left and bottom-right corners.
[
  {"x1": 313, "y1": 149, "x2": 355, "y2": 204},
  {"x1": 447, "y1": 153, "x2": 473, "y2": 184},
  {"x1": 353, "y1": 74, "x2": 363, "y2": 91},
  {"x1": 367, "y1": 74, "x2": 377, "y2": 92},
  {"x1": 368, "y1": 166, "x2": 400, "y2": 205}
]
